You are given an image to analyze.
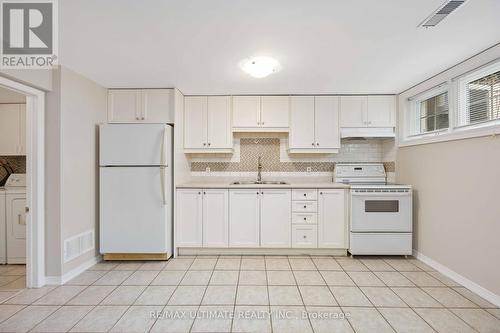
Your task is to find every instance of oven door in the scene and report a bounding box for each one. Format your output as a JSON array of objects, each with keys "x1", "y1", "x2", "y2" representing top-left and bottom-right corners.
[{"x1": 351, "y1": 190, "x2": 412, "y2": 232}]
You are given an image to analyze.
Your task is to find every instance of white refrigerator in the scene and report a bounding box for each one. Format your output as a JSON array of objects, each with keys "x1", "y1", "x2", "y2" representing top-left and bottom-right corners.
[{"x1": 99, "y1": 123, "x2": 173, "y2": 257}]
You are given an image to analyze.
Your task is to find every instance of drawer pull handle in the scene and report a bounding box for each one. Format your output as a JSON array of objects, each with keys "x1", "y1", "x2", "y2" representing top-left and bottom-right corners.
[
  {"x1": 303, "y1": 205, "x2": 307, "y2": 208},
  {"x1": 303, "y1": 193, "x2": 306, "y2": 196},
  {"x1": 303, "y1": 217, "x2": 306, "y2": 220}
]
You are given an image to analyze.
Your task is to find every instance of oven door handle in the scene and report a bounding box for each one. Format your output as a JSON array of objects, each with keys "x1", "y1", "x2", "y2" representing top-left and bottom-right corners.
[{"x1": 351, "y1": 191, "x2": 411, "y2": 197}]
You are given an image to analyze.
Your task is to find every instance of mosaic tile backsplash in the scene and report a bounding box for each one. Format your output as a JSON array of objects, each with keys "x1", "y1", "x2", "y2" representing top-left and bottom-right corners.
[{"x1": 0, "y1": 156, "x2": 26, "y2": 186}]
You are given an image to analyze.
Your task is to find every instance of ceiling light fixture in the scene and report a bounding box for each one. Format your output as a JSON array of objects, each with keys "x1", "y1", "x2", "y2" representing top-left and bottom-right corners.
[{"x1": 240, "y1": 56, "x2": 281, "y2": 78}]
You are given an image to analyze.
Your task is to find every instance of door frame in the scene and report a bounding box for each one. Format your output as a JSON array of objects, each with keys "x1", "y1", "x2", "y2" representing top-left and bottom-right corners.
[{"x1": 0, "y1": 75, "x2": 45, "y2": 288}]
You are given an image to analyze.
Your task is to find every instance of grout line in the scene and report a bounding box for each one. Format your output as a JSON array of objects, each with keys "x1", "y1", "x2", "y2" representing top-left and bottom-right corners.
[
  {"x1": 264, "y1": 255, "x2": 273, "y2": 333},
  {"x1": 286, "y1": 255, "x2": 314, "y2": 332},
  {"x1": 229, "y1": 255, "x2": 242, "y2": 332}
]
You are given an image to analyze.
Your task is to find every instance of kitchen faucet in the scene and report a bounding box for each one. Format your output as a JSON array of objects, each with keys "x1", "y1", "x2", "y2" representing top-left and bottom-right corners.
[{"x1": 257, "y1": 156, "x2": 262, "y2": 183}]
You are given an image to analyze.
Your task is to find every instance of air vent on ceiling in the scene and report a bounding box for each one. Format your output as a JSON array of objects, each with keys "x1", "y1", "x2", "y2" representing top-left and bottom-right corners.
[{"x1": 418, "y1": 0, "x2": 467, "y2": 28}]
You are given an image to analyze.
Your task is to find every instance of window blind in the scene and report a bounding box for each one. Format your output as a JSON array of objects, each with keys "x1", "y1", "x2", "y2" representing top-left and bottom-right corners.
[
  {"x1": 417, "y1": 91, "x2": 449, "y2": 134},
  {"x1": 459, "y1": 70, "x2": 500, "y2": 126}
]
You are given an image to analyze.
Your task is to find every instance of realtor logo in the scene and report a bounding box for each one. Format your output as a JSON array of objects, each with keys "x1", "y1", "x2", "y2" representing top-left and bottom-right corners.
[{"x1": 1, "y1": 0, "x2": 58, "y2": 69}]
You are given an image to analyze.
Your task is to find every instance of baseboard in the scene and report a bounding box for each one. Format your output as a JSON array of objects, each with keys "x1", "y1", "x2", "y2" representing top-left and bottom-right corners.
[
  {"x1": 45, "y1": 255, "x2": 102, "y2": 285},
  {"x1": 413, "y1": 249, "x2": 500, "y2": 307},
  {"x1": 178, "y1": 247, "x2": 348, "y2": 256}
]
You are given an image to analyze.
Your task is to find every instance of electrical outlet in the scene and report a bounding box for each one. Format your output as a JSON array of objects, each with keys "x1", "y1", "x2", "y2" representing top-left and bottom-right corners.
[
  {"x1": 307, "y1": 167, "x2": 312, "y2": 173},
  {"x1": 205, "y1": 167, "x2": 211, "y2": 173}
]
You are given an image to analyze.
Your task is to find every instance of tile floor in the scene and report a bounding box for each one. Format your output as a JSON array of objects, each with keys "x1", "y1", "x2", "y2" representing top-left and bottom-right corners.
[{"x1": 0, "y1": 257, "x2": 498, "y2": 332}]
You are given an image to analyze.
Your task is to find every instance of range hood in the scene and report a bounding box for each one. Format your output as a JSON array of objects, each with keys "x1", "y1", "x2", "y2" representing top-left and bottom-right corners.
[{"x1": 340, "y1": 127, "x2": 395, "y2": 139}]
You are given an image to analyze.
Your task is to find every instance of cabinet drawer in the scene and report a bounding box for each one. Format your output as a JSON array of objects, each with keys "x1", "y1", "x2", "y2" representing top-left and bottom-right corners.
[
  {"x1": 292, "y1": 189, "x2": 317, "y2": 201},
  {"x1": 292, "y1": 201, "x2": 317, "y2": 213},
  {"x1": 292, "y1": 213, "x2": 317, "y2": 225},
  {"x1": 292, "y1": 225, "x2": 318, "y2": 248}
]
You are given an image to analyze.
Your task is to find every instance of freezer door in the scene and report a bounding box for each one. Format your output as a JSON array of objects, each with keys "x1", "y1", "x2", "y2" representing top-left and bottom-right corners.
[
  {"x1": 100, "y1": 167, "x2": 171, "y2": 254},
  {"x1": 100, "y1": 123, "x2": 171, "y2": 166}
]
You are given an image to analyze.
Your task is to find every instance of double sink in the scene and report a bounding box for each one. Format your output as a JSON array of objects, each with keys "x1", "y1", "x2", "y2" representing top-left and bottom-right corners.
[{"x1": 230, "y1": 180, "x2": 289, "y2": 185}]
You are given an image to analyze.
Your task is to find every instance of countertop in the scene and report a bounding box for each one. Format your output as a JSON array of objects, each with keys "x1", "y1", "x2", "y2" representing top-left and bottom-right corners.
[{"x1": 176, "y1": 177, "x2": 350, "y2": 189}]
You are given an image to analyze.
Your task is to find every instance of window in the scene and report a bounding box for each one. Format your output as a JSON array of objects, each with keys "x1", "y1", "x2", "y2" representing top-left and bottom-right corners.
[{"x1": 407, "y1": 86, "x2": 449, "y2": 136}]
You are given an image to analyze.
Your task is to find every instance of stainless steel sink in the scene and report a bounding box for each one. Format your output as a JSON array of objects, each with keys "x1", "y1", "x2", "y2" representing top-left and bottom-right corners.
[{"x1": 230, "y1": 181, "x2": 289, "y2": 185}]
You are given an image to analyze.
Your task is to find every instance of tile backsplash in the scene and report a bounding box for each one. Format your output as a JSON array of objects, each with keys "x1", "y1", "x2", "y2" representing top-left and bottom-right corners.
[{"x1": 0, "y1": 156, "x2": 26, "y2": 186}]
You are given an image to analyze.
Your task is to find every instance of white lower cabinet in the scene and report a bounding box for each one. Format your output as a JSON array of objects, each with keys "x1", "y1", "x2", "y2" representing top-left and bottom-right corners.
[
  {"x1": 176, "y1": 189, "x2": 203, "y2": 247},
  {"x1": 229, "y1": 190, "x2": 260, "y2": 247},
  {"x1": 260, "y1": 189, "x2": 291, "y2": 248},
  {"x1": 202, "y1": 189, "x2": 229, "y2": 247},
  {"x1": 318, "y1": 189, "x2": 347, "y2": 248},
  {"x1": 292, "y1": 225, "x2": 318, "y2": 248}
]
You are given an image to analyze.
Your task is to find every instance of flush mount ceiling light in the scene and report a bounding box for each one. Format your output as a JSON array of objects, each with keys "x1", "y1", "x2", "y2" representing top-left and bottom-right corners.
[{"x1": 240, "y1": 56, "x2": 281, "y2": 78}]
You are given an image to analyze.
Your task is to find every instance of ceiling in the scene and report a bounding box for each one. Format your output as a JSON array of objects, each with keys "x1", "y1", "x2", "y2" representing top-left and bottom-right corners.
[{"x1": 60, "y1": 0, "x2": 500, "y2": 95}]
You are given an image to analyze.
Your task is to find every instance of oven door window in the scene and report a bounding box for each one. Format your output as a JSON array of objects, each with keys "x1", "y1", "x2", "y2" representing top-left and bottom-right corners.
[{"x1": 365, "y1": 200, "x2": 399, "y2": 213}]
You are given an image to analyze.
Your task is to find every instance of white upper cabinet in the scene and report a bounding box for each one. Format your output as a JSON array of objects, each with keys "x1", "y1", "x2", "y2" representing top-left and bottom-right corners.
[
  {"x1": 289, "y1": 96, "x2": 340, "y2": 153},
  {"x1": 318, "y1": 189, "x2": 346, "y2": 248},
  {"x1": 233, "y1": 96, "x2": 289, "y2": 131},
  {"x1": 0, "y1": 104, "x2": 26, "y2": 155},
  {"x1": 108, "y1": 89, "x2": 174, "y2": 123},
  {"x1": 260, "y1": 189, "x2": 291, "y2": 248},
  {"x1": 184, "y1": 96, "x2": 232, "y2": 153},
  {"x1": 340, "y1": 95, "x2": 395, "y2": 128}
]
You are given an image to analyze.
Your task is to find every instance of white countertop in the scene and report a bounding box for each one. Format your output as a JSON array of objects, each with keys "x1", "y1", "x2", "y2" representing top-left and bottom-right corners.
[{"x1": 176, "y1": 177, "x2": 350, "y2": 189}]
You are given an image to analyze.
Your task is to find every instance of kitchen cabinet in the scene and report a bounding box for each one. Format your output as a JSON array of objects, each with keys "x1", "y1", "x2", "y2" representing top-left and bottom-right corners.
[
  {"x1": 260, "y1": 189, "x2": 291, "y2": 248},
  {"x1": 108, "y1": 89, "x2": 174, "y2": 123},
  {"x1": 289, "y1": 96, "x2": 340, "y2": 153},
  {"x1": 229, "y1": 189, "x2": 260, "y2": 247},
  {"x1": 292, "y1": 225, "x2": 318, "y2": 248},
  {"x1": 0, "y1": 104, "x2": 26, "y2": 155},
  {"x1": 233, "y1": 96, "x2": 289, "y2": 132},
  {"x1": 340, "y1": 95, "x2": 395, "y2": 128},
  {"x1": 176, "y1": 189, "x2": 203, "y2": 247},
  {"x1": 202, "y1": 189, "x2": 229, "y2": 247},
  {"x1": 184, "y1": 96, "x2": 232, "y2": 153},
  {"x1": 318, "y1": 189, "x2": 346, "y2": 248}
]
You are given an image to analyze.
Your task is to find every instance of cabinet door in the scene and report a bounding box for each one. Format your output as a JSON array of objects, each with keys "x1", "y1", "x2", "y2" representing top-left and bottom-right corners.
[
  {"x1": 202, "y1": 189, "x2": 229, "y2": 247},
  {"x1": 0, "y1": 104, "x2": 21, "y2": 155},
  {"x1": 315, "y1": 96, "x2": 340, "y2": 149},
  {"x1": 367, "y1": 95, "x2": 396, "y2": 127},
  {"x1": 108, "y1": 90, "x2": 141, "y2": 122},
  {"x1": 340, "y1": 96, "x2": 367, "y2": 127},
  {"x1": 229, "y1": 190, "x2": 260, "y2": 247},
  {"x1": 142, "y1": 89, "x2": 174, "y2": 123},
  {"x1": 184, "y1": 96, "x2": 207, "y2": 149},
  {"x1": 318, "y1": 189, "x2": 346, "y2": 248},
  {"x1": 18, "y1": 104, "x2": 26, "y2": 155},
  {"x1": 232, "y1": 96, "x2": 260, "y2": 128},
  {"x1": 260, "y1": 96, "x2": 289, "y2": 128},
  {"x1": 207, "y1": 96, "x2": 232, "y2": 149},
  {"x1": 260, "y1": 189, "x2": 291, "y2": 248},
  {"x1": 176, "y1": 189, "x2": 203, "y2": 247},
  {"x1": 289, "y1": 96, "x2": 315, "y2": 149}
]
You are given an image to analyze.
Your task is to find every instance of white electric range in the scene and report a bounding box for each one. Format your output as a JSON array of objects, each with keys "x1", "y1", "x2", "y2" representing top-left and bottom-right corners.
[{"x1": 334, "y1": 163, "x2": 413, "y2": 256}]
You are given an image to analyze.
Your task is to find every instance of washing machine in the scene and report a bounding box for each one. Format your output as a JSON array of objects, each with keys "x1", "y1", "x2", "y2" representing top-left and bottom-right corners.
[{"x1": 4, "y1": 174, "x2": 26, "y2": 264}]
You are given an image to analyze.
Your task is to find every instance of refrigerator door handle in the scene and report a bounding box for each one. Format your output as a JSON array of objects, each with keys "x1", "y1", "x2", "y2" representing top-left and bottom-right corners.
[
  {"x1": 160, "y1": 166, "x2": 167, "y2": 205},
  {"x1": 161, "y1": 125, "x2": 168, "y2": 167}
]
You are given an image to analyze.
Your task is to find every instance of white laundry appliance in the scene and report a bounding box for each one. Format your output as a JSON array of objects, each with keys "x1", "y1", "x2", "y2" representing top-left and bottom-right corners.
[
  {"x1": 2, "y1": 174, "x2": 27, "y2": 264},
  {"x1": 99, "y1": 124, "x2": 173, "y2": 259}
]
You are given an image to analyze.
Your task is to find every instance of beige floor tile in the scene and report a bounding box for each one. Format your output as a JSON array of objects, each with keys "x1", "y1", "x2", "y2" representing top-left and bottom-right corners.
[
  {"x1": 450, "y1": 308, "x2": 500, "y2": 333},
  {"x1": 361, "y1": 287, "x2": 406, "y2": 307},
  {"x1": 168, "y1": 286, "x2": 206, "y2": 305},
  {"x1": 65, "y1": 270, "x2": 107, "y2": 285},
  {"x1": 189, "y1": 258, "x2": 217, "y2": 270},
  {"x1": 134, "y1": 286, "x2": 175, "y2": 305},
  {"x1": 150, "y1": 305, "x2": 197, "y2": 333},
  {"x1": 0, "y1": 277, "x2": 26, "y2": 290},
  {"x1": 407, "y1": 259, "x2": 436, "y2": 271},
  {"x1": 34, "y1": 285, "x2": 86, "y2": 305},
  {"x1": 329, "y1": 286, "x2": 372, "y2": 306},
  {"x1": 4, "y1": 286, "x2": 56, "y2": 304},
  {"x1": 414, "y1": 308, "x2": 476, "y2": 333},
  {"x1": 294, "y1": 270, "x2": 325, "y2": 285},
  {"x1": 312, "y1": 258, "x2": 342, "y2": 271},
  {"x1": 239, "y1": 271, "x2": 267, "y2": 285},
  {"x1": 374, "y1": 271, "x2": 415, "y2": 287},
  {"x1": 100, "y1": 285, "x2": 146, "y2": 305},
  {"x1": 122, "y1": 270, "x2": 160, "y2": 285},
  {"x1": 201, "y1": 285, "x2": 236, "y2": 305},
  {"x1": 265, "y1": 258, "x2": 291, "y2": 270},
  {"x1": 0, "y1": 304, "x2": 25, "y2": 322},
  {"x1": 267, "y1": 271, "x2": 296, "y2": 285},
  {"x1": 392, "y1": 287, "x2": 442, "y2": 308},
  {"x1": 209, "y1": 270, "x2": 239, "y2": 285},
  {"x1": 306, "y1": 306, "x2": 353, "y2": 333},
  {"x1": 151, "y1": 270, "x2": 185, "y2": 285},
  {"x1": 336, "y1": 258, "x2": 369, "y2": 271},
  {"x1": 2, "y1": 266, "x2": 26, "y2": 276},
  {"x1": 215, "y1": 258, "x2": 241, "y2": 270},
  {"x1": 347, "y1": 271, "x2": 385, "y2": 286},
  {"x1": 270, "y1": 306, "x2": 313, "y2": 333},
  {"x1": 233, "y1": 305, "x2": 271, "y2": 333},
  {"x1": 0, "y1": 305, "x2": 58, "y2": 333},
  {"x1": 70, "y1": 305, "x2": 128, "y2": 332},
  {"x1": 321, "y1": 271, "x2": 355, "y2": 286},
  {"x1": 428, "y1": 271, "x2": 461, "y2": 287},
  {"x1": 67, "y1": 285, "x2": 115, "y2": 305},
  {"x1": 113, "y1": 262, "x2": 143, "y2": 271},
  {"x1": 299, "y1": 286, "x2": 337, "y2": 306},
  {"x1": 110, "y1": 305, "x2": 162, "y2": 332},
  {"x1": 378, "y1": 307, "x2": 434, "y2": 333},
  {"x1": 269, "y1": 286, "x2": 303, "y2": 305},
  {"x1": 191, "y1": 305, "x2": 233, "y2": 333},
  {"x1": 241, "y1": 258, "x2": 265, "y2": 270},
  {"x1": 0, "y1": 275, "x2": 26, "y2": 286},
  {"x1": 31, "y1": 305, "x2": 93, "y2": 332},
  {"x1": 164, "y1": 258, "x2": 194, "y2": 270},
  {"x1": 180, "y1": 270, "x2": 212, "y2": 285},
  {"x1": 93, "y1": 270, "x2": 133, "y2": 285},
  {"x1": 453, "y1": 287, "x2": 497, "y2": 308},
  {"x1": 88, "y1": 262, "x2": 118, "y2": 271},
  {"x1": 236, "y1": 286, "x2": 269, "y2": 305},
  {"x1": 487, "y1": 308, "x2": 500, "y2": 320},
  {"x1": 384, "y1": 259, "x2": 421, "y2": 272},
  {"x1": 138, "y1": 261, "x2": 167, "y2": 270},
  {"x1": 360, "y1": 259, "x2": 395, "y2": 272},
  {"x1": 423, "y1": 287, "x2": 478, "y2": 308},
  {"x1": 401, "y1": 271, "x2": 445, "y2": 287},
  {"x1": 289, "y1": 258, "x2": 316, "y2": 270},
  {"x1": 0, "y1": 291, "x2": 17, "y2": 302},
  {"x1": 344, "y1": 307, "x2": 394, "y2": 333}
]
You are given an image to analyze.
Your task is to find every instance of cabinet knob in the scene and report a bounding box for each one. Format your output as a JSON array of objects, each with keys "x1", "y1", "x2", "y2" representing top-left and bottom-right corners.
[
  {"x1": 303, "y1": 217, "x2": 307, "y2": 221},
  {"x1": 312, "y1": 143, "x2": 315, "y2": 146},
  {"x1": 303, "y1": 205, "x2": 307, "y2": 208},
  {"x1": 303, "y1": 235, "x2": 307, "y2": 239},
  {"x1": 203, "y1": 191, "x2": 206, "y2": 195},
  {"x1": 320, "y1": 192, "x2": 323, "y2": 195},
  {"x1": 207, "y1": 143, "x2": 211, "y2": 146},
  {"x1": 316, "y1": 143, "x2": 319, "y2": 146},
  {"x1": 198, "y1": 192, "x2": 201, "y2": 195},
  {"x1": 303, "y1": 193, "x2": 306, "y2": 196},
  {"x1": 141, "y1": 117, "x2": 145, "y2": 120},
  {"x1": 136, "y1": 117, "x2": 140, "y2": 120},
  {"x1": 256, "y1": 192, "x2": 259, "y2": 195},
  {"x1": 203, "y1": 143, "x2": 206, "y2": 146}
]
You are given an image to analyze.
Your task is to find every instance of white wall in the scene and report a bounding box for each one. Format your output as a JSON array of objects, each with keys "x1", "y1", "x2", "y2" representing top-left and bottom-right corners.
[
  {"x1": 0, "y1": 87, "x2": 26, "y2": 103},
  {"x1": 397, "y1": 44, "x2": 500, "y2": 301}
]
